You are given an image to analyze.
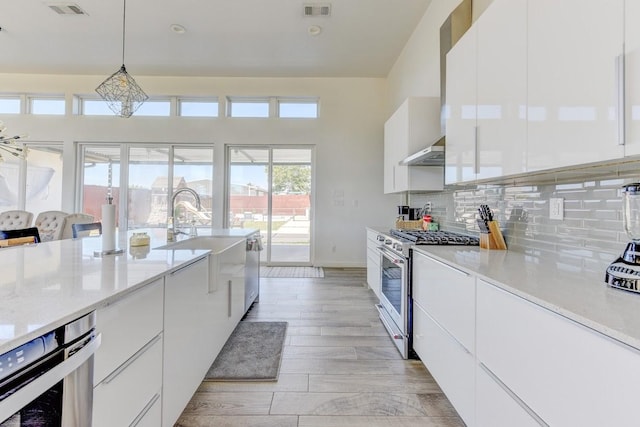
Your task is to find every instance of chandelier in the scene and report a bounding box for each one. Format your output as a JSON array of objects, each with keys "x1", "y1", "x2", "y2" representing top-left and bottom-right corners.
[
  {"x1": 95, "y1": 0, "x2": 148, "y2": 118},
  {"x1": 0, "y1": 122, "x2": 27, "y2": 161}
]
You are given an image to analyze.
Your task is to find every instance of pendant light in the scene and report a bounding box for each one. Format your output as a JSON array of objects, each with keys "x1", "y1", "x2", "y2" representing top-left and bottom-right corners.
[
  {"x1": 95, "y1": 0, "x2": 148, "y2": 118},
  {"x1": 0, "y1": 121, "x2": 27, "y2": 161}
]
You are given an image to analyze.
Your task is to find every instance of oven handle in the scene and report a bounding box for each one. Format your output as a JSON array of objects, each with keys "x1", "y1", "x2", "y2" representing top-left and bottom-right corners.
[
  {"x1": 378, "y1": 246, "x2": 405, "y2": 264},
  {"x1": 0, "y1": 333, "x2": 101, "y2": 423},
  {"x1": 375, "y1": 304, "x2": 404, "y2": 340}
]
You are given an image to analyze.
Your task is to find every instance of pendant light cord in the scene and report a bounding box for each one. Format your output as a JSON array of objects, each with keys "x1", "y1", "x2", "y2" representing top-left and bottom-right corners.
[{"x1": 121, "y1": 0, "x2": 127, "y2": 65}]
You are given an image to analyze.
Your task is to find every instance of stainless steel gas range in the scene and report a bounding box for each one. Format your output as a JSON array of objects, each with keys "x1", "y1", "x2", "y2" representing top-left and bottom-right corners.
[{"x1": 375, "y1": 229, "x2": 479, "y2": 359}]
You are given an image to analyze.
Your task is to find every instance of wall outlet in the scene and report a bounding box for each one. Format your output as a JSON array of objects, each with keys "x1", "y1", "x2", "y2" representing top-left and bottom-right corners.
[{"x1": 549, "y1": 198, "x2": 564, "y2": 220}]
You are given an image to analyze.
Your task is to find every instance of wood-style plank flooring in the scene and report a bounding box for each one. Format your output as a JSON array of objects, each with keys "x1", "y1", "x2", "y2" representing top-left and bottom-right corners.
[{"x1": 175, "y1": 268, "x2": 463, "y2": 427}]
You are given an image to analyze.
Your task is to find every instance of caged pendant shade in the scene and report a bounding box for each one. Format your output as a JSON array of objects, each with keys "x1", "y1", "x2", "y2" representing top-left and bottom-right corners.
[{"x1": 95, "y1": 0, "x2": 148, "y2": 118}]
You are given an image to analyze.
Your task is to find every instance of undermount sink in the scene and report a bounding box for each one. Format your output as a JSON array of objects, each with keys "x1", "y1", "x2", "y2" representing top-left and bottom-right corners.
[{"x1": 156, "y1": 236, "x2": 244, "y2": 254}]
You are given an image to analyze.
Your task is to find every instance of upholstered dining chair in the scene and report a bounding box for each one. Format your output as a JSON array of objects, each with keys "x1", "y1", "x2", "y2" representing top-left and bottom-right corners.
[
  {"x1": 0, "y1": 210, "x2": 34, "y2": 231},
  {"x1": 60, "y1": 213, "x2": 94, "y2": 240},
  {"x1": 72, "y1": 222, "x2": 102, "y2": 238},
  {"x1": 34, "y1": 210, "x2": 69, "y2": 242},
  {"x1": 0, "y1": 227, "x2": 41, "y2": 246}
]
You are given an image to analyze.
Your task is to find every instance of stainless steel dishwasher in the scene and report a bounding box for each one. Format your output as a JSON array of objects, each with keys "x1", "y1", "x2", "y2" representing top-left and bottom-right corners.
[
  {"x1": 245, "y1": 231, "x2": 263, "y2": 312},
  {"x1": 0, "y1": 311, "x2": 101, "y2": 426}
]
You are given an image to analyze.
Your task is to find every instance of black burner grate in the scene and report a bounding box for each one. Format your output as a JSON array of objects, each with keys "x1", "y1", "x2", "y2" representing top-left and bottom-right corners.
[{"x1": 390, "y1": 229, "x2": 479, "y2": 246}]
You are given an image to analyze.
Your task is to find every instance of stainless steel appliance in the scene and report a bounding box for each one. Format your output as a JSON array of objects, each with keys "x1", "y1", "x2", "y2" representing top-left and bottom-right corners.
[
  {"x1": 0, "y1": 312, "x2": 101, "y2": 426},
  {"x1": 245, "y1": 232, "x2": 263, "y2": 312},
  {"x1": 376, "y1": 230, "x2": 479, "y2": 358},
  {"x1": 606, "y1": 183, "x2": 640, "y2": 292}
]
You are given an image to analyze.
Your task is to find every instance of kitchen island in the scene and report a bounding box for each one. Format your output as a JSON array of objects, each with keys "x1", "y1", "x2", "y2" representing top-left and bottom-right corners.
[
  {"x1": 411, "y1": 245, "x2": 640, "y2": 427},
  {"x1": 0, "y1": 231, "x2": 249, "y2": 426}
]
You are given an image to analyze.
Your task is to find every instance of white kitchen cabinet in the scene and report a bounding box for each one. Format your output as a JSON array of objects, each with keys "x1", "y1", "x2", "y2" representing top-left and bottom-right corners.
[
  {"x1": 477, "y1": 279, "x2": 640, "y2": 426},
  {"x1": 163, "y1": 256, "x2": 211, "y2": 427},
  {"x1": 445, "y1": 25, "x2": 477, "y2": 184},
  {"x1": 475, "y1": 364, "x2": 541, "y2": 427},
  {"x1": 527, "y1": 0, "x2": 624, "y2": 171},
  {"x1": 210, "y1": 240, "x2": 247, "y2": 339},
  {"x1": 475, "y1": 0, "x2": 527, "y2": 180},
  {"x1": 412, "y1": 250, "x2": 475, "y2": 352},
  {"x1": 365, "y1": 228, "x2": 382, "y2": 299},
  {"x1": 93, "y1": 335, "x2": 163, "y2": 427},
  {"x1": 625, "y1": 0, "x2": 640, "y2": 156},
  {"x1": 92, "y1": 279, "x2": 164, "y2": 427},
  {"x1": 413, "y1": 302, "x2": 475, "y2": 426},
  {"x1": 384, "y1": 97, "x2": 444, "y2": 193}
]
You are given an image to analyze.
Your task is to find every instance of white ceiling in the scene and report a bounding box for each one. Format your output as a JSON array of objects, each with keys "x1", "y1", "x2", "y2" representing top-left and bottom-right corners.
[{"x1": 1, "y1": 0, "x2": 432, "y2": 78}]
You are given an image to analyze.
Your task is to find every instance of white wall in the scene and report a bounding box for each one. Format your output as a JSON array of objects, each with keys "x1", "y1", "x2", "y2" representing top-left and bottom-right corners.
[{"x1": 0, "y1": 73, "x2": 398, "y2": 267}]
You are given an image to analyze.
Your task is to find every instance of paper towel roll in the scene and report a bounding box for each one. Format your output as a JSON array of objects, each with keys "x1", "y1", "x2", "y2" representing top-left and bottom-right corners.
[{"x1": 102, "y1": 204, "x2": 116, "y2": 252}]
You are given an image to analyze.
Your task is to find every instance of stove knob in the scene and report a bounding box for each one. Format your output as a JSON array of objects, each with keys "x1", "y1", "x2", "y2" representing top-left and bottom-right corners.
[
  {"x1": 384, "y1": 239, "x2": 392, "y2": 245},
  {"x1": 393, "y1": 243, "x2": 402, "y2": 251},
  {"x1": 377, "y1": 235, "x2": 385, "y2": 242}
]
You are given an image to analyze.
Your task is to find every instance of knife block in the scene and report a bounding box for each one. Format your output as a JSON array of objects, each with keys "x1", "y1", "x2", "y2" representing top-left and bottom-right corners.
[{"x1": 480, "y1": 221, "x2": 507, "y2": 250}]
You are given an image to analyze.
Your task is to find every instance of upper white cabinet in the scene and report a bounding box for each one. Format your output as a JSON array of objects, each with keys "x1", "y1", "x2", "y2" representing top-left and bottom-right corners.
[
  {"x1": 445, "y1": 26, "x2": 477, "y2": 185},
  {"x1": 625, "y1": 0, "x2": 640, "y2": 156},
  {"x1": 476, "y1": 0, "x2": 527, "y2": 180},
  {"x1": 527, "y1": 0, "x2": 624, "y2": 171},
  {"x1": 384, "y1": 97, "x2": 444, "y2": 193}
]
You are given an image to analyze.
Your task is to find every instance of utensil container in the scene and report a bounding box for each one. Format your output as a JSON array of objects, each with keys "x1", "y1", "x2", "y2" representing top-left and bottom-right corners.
[{"x1": 479, "y1": 221, "x2": 507, "y2": 250}]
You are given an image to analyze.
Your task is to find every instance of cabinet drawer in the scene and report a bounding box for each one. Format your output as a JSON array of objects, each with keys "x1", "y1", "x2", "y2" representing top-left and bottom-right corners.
[
  {"x1": 94, "y1": 278, "x2": 164, "y2": 384},
  {"x1": 93, "y1": 334, "x2": 163, "y2": 427},
  {"x1": 412, "y1": 251, "x2": 475, "y2": 351},
  {"x1": 476, "y1": 364, "x2": 541, "y2": 427},
  {"x1": 131, "y1": 393, "x2": 161, "y2": 427},
  {"x1": 477, "y1": 279, "x2": 640, "y2": 426},
  {"x1": 413, "y1": 302, "x2": 474, "y2": 426}
]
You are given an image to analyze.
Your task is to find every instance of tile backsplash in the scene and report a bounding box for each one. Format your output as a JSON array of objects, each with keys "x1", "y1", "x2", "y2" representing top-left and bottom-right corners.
[{"x1": 409, "y1": 175, "x2": 636, "y2": 274}]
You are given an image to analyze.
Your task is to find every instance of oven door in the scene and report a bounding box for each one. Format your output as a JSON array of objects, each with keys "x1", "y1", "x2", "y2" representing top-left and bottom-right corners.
[{"x1": 376, "y1": 246, "x2": 408, "y2": 358}]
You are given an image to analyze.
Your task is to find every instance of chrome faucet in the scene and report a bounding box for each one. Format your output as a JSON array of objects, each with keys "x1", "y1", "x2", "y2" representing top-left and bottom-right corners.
[{"x1": 169, "y1": 187, "x2": 202, "y2": 237}]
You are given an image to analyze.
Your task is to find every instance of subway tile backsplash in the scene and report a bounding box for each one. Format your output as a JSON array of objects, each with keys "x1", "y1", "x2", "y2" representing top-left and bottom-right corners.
[{"x1": 409, "y1": 175, "x2": 635, "y2": 274}]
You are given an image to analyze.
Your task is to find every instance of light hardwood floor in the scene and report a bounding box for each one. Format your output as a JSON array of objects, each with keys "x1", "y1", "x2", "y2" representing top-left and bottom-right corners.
[{"x1": 175, "y1": 268, "x2": 464, "y2": 427}]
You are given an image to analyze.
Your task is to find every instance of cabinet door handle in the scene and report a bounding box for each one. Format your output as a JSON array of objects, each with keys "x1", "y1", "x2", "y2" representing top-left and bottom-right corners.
[
  {"x1": 616, "y1": 52, "x2": 626, "y2": 146},
  {"x1": 170, "y1": 258, "x2": 203, "y2": 276},
  {"x1": 103, "y1": 334, "x2": 162, "y2": 385},
  {"x1": 474, "y1": 125, "x2": 479, "y2": 174},
  {"x1": 129, "y1": 393, "x2": 160, "y2": 427},
  {"x1": 228, "y1": 279, "x2": 232, "y2": 318}
]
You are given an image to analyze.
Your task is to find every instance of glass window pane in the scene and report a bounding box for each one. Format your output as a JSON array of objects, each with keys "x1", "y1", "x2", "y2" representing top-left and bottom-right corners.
[
  {"x1": 83, "y1": 100, "x2": 114, "y2": 115},
  {"x1": 81, "y1": 146, "x2": 121, "y2": 225},
  {"x1": 31, "y1": 99, "x2": 65, "y2": 115},
  {"x1": 0, "y1": 157, "x2": 21, "y2": 210},
  {"x1": 25, "y1": 145, "x2": 64, "y2": 213},
  {"x1": 172, "y1": 147, "x2": 214, "y2": 230},
  {"x1": 128, "y1": 147, "x2": 169, "y2": 228},
  {"x1": 279, "y1": 102, "x2": 318, "y2": 118},
  {"x1": 133, "y1": 101, "x2": 171, "y2": 117},
  {"x1": 230, "y1": 101, "x2": 269, "y2": 118},
  {"x1": 0, "y1": 98, "x2": 21, "y2": 114},
  {"x1": 180, "y1": 101, "x2": 218, "y2": 117}
]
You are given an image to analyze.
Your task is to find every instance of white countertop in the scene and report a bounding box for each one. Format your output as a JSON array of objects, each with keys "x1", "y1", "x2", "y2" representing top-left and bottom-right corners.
[
  {"x1": 0, "y1": 232, "x2": 247, "y2": 354},
  {"x1": 413, "y1": 246, "x2": 640, "y2": 351}
]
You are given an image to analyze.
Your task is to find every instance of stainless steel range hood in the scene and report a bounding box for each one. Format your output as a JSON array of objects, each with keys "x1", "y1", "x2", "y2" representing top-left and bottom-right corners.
[
  {"x1": 399, "y1": 0, "x2": 472, "y2": 168},
  {"x1": 399, "y1": 137, "x2": 445, "y2": 166}
]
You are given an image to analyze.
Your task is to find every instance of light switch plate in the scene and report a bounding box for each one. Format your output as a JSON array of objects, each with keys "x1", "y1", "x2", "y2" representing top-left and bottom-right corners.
[{"x1": 549, "y1": 198, "x2": 564, "y2": 220}]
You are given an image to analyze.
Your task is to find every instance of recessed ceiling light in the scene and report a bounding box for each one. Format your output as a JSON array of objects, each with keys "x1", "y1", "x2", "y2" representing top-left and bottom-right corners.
[
  {"x1": 170, "y1": 24, "x2": 186, "y2": 34},
  {"x1": 308, "y1": 25, "x2": 322, "y2": 36}
]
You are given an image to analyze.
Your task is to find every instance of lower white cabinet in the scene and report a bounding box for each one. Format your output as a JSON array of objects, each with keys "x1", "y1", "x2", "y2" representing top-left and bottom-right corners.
[
  {"x1": 366, "y1": 228, "x2": 381, "y2": 299},
  {"x1": 475, "y1": 364, "x2": 541, "y2": 427},
  {"x1": 477, "y1": 279, "x2": 640, "y2": 426},
  {"x1": 414, "y1": 302, "x2": 475, "y2": 426},
  {"x1": 92, "y1": 335, "x2": 163, "y2": 427},
  {"x1": 163, "y1": 257, "x2": 211, "y2": 427}
]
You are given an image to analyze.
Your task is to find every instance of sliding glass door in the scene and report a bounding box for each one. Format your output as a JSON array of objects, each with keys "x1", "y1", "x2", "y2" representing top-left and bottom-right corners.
[{"x1": 227, "y1": 146, "x2": 313, "y2": 266}]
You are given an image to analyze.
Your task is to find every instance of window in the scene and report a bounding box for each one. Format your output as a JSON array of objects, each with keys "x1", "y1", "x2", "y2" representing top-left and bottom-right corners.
[
  {"x1": 79, "y1": 143, "x2": 214, "y2": 231},
  {"x1": 0, "y1": 97, "x2": 21, "y2": 114},
  {"x1": 228, "y1": 98, "x2": 269, "y2": 118},
  {"x1": 133, "y1": 100, "x2": 171, "y2": 117},
  {"x1": 278, "y1": 99, "x2": 318, "y2": 118},
  {"x1": 0, "y1": 143, "x2": 64, "y2": 212},
  {"x1": 82, "y1": 99, "x2": 115, "y2": 116},
  {"x1": 30, "y1": 97, "x2": 66, "y2": 115},
  {"x1": 179, "y1": 99, "x2": 219, "y2": 117}
]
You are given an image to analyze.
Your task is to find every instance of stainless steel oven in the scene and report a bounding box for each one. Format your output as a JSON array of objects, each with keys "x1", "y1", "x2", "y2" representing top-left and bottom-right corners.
[
  {"x1": 0, "y1": 312, "x2": 101, "y2": 426},
  {"x1": 376, "y1": 244, "x2": 410, "y2": 359}
]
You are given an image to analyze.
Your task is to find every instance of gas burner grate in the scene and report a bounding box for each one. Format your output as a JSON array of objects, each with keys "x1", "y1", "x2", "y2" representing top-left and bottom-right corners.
[{"x1": 390, "y1": 229, "x2": 480, "y2": 246}]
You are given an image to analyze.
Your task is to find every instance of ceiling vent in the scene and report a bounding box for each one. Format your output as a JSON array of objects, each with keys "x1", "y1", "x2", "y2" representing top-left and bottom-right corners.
[
  {"x1": 303, "y1": 4, "x2": 331, "y2": 17},
  {"x1": 46, "y1": 3, "x2": 88, "y2": 15}
]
